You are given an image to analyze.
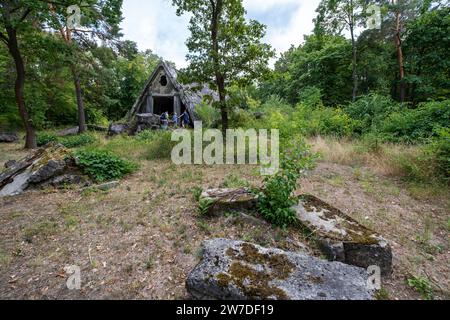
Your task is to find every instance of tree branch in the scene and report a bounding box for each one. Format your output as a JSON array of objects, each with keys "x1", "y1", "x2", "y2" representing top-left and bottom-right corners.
[{"x1": 19, "y1": 8, "x2": 31, "y2": 23}]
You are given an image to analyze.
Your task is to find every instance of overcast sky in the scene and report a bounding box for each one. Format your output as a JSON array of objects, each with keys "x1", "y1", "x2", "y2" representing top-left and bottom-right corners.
[{"x1": 120, "y1": 0, "x2": 321, "y2": 68}]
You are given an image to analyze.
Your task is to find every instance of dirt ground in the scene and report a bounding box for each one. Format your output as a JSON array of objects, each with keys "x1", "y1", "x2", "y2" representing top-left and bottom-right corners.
[{"x1": 0, "y1": 142, "x2": 448, "y2": 300}]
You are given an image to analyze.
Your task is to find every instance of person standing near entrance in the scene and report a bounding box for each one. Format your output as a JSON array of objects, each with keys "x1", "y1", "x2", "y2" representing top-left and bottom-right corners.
[
  {"x1": 181, "y1": 111, "x2": 190, "y2": 128},
  {"x1": 160, "y1": 112, "x2": 169, "y2": 130},
  {"x1": 172, "y1": 113, "x2": 179, "y2": 128}
]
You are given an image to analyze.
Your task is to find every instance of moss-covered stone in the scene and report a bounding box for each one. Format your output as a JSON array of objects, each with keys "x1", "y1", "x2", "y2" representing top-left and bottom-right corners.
[
  {"x1": 294, "y1": 195, "x2": 392, "y2": 276},
  {"x1": 186, "y1": 239, "x2": 374, "y2": 300},
  {"x1": 200, "y1": 188, "x2": 258, "y2": 216}
]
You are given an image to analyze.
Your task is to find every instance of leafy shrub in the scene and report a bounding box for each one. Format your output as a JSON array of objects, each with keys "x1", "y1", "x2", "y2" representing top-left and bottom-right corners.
[
  {"x1": 75, "y1": 150, "x2": 137, "y2": 182},
  {"x1": 195, "y1": 101, "x2": 220, "y2": 128},
  {"x1": 258, "y1": 139, "x2": 317, "y2": 227},
  {"x1": 59, "y1": 133, "x2": 97, "y2": 148},
  {"x1": 37, "y1": 132, "x2": 58, "y2": 147},
  {"x1": 198, "y1": 198, "x2": 215, "y2": 216},
  {"x1": 192, "y1": 186, "x2": 203, "y2": 202},
  {"x1": 298, "y1": 86, "x2": 323, "y2": 108},
  {"x1": 380, "y1": 100, "x2": 450, "y2": 143},
  {"x1": 345, "y1": 94, "x2": 399, "y2": 134},
  {"x1": 229, "y1": 108, "x2": 255, "y2": 129},
  {"x1": 292, "y1": 104, "x2": 357, "y2": 138},
  {"x1": 424, "y1": 127, "x2": 450, "y2": 182},
  {"x1": 135, "y1": 130, "x2": 160, "y2": 141},
  {"x1": 407, "y1": 276, "x2": 434, "y2": 300},
  {"x1": 260, "y1": 95, "x2": 292, "y2": 113}
]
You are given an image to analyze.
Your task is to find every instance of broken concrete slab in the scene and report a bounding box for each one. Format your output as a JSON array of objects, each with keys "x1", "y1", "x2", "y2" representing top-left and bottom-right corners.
[
  {"x1": 0, "y1": 143, "x2": 88, "y2": 197},
  {"x1": 44, "y1": 174, "x2": 91, "y2": 188},
  {"x1": 0, "y1": 133, "x2": 19, "y2": 143},
  {"x1": 95, "y1": 181, "x2": 119, "y2": 191},
  {"x1": 57, "y1": 127, "x2": 79, "y2": 137},
  {"x1": 186, "y1": 239, "x2": 374, "y2": 300},
  {"x1": 200, "y1": 188, "x2": 258, "y2": 216},
  {"x1": 293, "y1": 195, "x2": 392, "y2": 276},
  {"x1": 4, "y1": 160, "x2": 17, "y2": 169},
  {"x1": 108, "y1": 123, "x2": 129, "y2": 136}
]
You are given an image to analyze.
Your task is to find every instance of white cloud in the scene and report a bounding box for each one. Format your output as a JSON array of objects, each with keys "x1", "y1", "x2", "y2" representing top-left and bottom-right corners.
[
  {"x1": 245, "y1": 0, "x2": 321, "y2": 58},
  {"x1": 121, "y1": 0, "x2": 190, "y2": 68},
  {"x1": 120, "y1": 0, "x2": 321, "y2": 68}
]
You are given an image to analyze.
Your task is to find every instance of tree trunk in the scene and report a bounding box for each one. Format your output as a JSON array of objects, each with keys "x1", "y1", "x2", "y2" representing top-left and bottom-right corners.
[
  {"x1": 210, "y1": 0, "x2": 228, "y2": 137},
  {"x1": 395, "y1": 11, "x2": 406, "y2": 103},
  {"x1": 6, "y1": 26, "x2": 36, "y2": 149},
  {"x1": 71, "y1": 66, "x2": 87, "y2": 133},
  {"x1": 350, "y1": 25, "x2": 358, "y2": 102},
  {"x1": 217, "y1": 76, "x2": 228, "y2": 137}
]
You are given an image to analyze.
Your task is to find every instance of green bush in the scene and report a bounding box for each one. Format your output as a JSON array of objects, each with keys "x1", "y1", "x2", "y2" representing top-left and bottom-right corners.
[
  {"x1": 59, "y1": 133, "x2": 97, "y2": 148},
  {"x1": 195, "y1": 101, "x2": 220, "y2": 128},
  {"x1": 229, "y1": 108, "x2": 256, "y2": 129},
  {"x1": 37, "y1": 132, "x2": 58, "y2": 147},
  {"x1": 258, "y1": 139, "x2": 317, "y2": 227},
  {"x1": 75, "y1": 150, "x2": 137, "y2": 182},
  {"x1": 380, "y1": 100, "x2": 450, "y2": 143},
  {"x1": 345, "y1": 94, "x2": 399, "y2": 134},
  {"x1": 135, "y1": 130, "x2": 160, "y2": 141},
  {"x1": 298, "y1": 86, "x2": 323, "y2": 108},
  {"x1": 292, "y1": 104, "x2": 357, "y2": 138},
  {"x1": 407, "y1": 276, "x2": 434, "y2": 300},
  {"x1": 424, "y1": 127, "x2": 450, "y2": 182}
]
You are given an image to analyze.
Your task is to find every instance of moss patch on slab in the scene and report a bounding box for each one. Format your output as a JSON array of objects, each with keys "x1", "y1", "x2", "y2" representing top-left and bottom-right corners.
[
  {"x1": 215, "y1": 243, "x2": 294, "y2": 299},
  {"x1": 298, "y1": 194, "x2": 381, "y2": 245}
]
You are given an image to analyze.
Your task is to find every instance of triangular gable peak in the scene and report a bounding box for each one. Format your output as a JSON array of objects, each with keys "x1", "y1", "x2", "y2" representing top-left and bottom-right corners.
[{"x1": 127, "y1": 60, "x2": 199, "y2": 122}]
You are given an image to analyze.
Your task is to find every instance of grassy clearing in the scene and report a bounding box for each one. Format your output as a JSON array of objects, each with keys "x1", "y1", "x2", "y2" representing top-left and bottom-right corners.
[
  {"x1": 1, "y1": 131, "x2": 449, "y2": 300},
  {"x1": 309, "y1": 136, "x2": 449, "y2": 200}
]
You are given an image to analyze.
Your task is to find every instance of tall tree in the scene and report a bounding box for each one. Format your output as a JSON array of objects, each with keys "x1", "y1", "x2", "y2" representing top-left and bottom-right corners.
[
  {"x1": 315, "y1": 0, "x2": 365, "y2": 101},
  {"x1": 404, "y1": 5, "x2": 450, "y2": 103},
  {"x1": 172, "y1": 0, "x2": 274, "y2": 136},
  {"x1": 46, "y1": 0, "x2": 123, "y2": 133},
  {"x1": 0, "y1": 0, "x2": 40, "y2": 148},
  {"x1": 385, "y1": 0, "x2": 432, "y2": 102}
]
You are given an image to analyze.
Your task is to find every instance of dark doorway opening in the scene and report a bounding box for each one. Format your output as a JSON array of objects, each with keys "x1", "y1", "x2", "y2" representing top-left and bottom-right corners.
[{"x1": 153, "y1": 96, "x2": 174, "y2": 115}]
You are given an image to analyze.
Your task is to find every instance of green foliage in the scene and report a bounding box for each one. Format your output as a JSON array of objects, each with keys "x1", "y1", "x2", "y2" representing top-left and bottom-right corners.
[
  {"x1": 260, "y1": 34, "x2": 353, "y2": 106},
  {"x1": 258, "y1": 139, "x2": 317, "y2": 227},
  {"x1": 173, "y1": 0, "x2": 275, "y2": 131},
  {"x1": 192, "y1": 186, "x2": 203, "y2": 202},
  {"x1": 59, "y1": 134, "x2": 97, "y2": 148},
  {"x1": 221, "y1": 173, "x2": 250, "y2": 188},
  {"x1": 298, "y1": 86, "x2": 323, "y2": 108},
  {"x1": 404, "y1": 7, "x2": 450, "y2": 103},
  {"x1": 424, "y1": 128, "x2": 450, "y2": 182},
  {"x1": 345, "y1": 94, "x2": 400, "y2": 134},
  {"x1": 195, "y1": 101, "x2": 220, "y2": 128},
  {"x1": 37, "y1": 132, "x2": 58, "y2": 147},
  {"x1": 136, "y1": 130, "x2": 176, "y2": 160},
  {"x1": 135, "y1": 129, "x2": 181, "y2": 160},
  {"x1": 380, "y1": 100, "x2": 450, "y2": 143},
  {"x1": 407, "y1": 276, "x2": 434, "y2": 300},
  {"x1": 75, "y1": 149, "x2": 137, "y2": 182},
  {"x1": 198, "y1": 199, "x2": 215, "y2": 216},
  {"x1": 135, "y1": 130, "x2": 160, "y2": 141},
  {"x1": 37, "y1": 132, "x2": 96, "y2": 148}
]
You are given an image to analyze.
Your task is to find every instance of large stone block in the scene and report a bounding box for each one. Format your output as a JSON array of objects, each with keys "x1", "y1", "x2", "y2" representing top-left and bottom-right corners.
[
  {"x1": 187, "y1": 239, "x2": 374, "y2": 300},
  {"x1": 0, "y1": 143, "x2": 87, "y2": 197},
  {"x1": 0, "y1": 132, "x2": 19, "y2": 143},
  {"x1": 200, "y1": 188, "x2": 258, "y2": 216},
  {"x1": 293, "y1": 195, "x2": 392, "y2": 276}
]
